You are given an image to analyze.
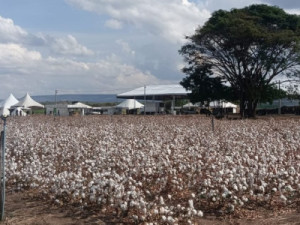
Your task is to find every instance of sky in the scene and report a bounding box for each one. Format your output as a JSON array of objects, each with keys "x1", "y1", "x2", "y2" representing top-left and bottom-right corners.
[{"x1": 0, "y1": 0, "x2": 300, "y2": 98}]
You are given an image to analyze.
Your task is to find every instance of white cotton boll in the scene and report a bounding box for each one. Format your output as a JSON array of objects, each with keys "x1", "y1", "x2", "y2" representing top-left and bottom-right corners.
[
  {"x1": 142, "y1": 208, "x2": 147, "y2": 214},
  {"x1": 192, "y1": 209, "x2": 197, "y2": 215},
  {"x1": 132, "y1": 215, "x2": 138, "y2": 221},
  {"x1": 162, "y1": 215, "x2": 167, "y2": 221},
  {"x1": 160, "y1": 207, "x2": 165, "y2": 214},
  {"x1": 242, "y1": 196, "x2": 248, "y2": 202},
  {"x1": 197, "y1": 210, "x2": 203, "y2": 217},
  {"x1": 121, "y1": 202, "x2": 128, "y2": 211},
  {"x1": 130, "y1": 201, "x2": 137, "y2": 207},
  {"x1": 285, "y1": 185, "x2": 294, "y2": 192},
  {"x1": 167, "y1": 216, "x2": 175, "y2": 223},
  {"x1": 272, "y1": 187, "x2": 277, "y2": 192},
  {"x1": 168, "y1": 194, "x2": 172, "y2": 199},
  {"x1": 259, "y1": 186, "x2": 265, "y2": 193},
  {"x1": 227, "y1": 204, "x2": 235, "y2": 213},
  {"x1": 280, "y1": 194, "x2": 287, "y2": 203},
  {"x1": 233, "y1": 184, "x2": 238, "y2": 191},
  {"x1": 160, "y1": 196, "x2": 165, "y2": 205},
  {"x1": 188, "y1": 199, "x2": 194, "y2": 209},
  {"x1": 153, "y1": 209, "x2": 158, "y2": 215}
]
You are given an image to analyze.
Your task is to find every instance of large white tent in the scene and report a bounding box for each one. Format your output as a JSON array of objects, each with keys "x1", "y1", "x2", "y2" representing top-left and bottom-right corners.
[
  {"x1": 117, "y1": 84, "x2": 190, "y2": 100},
  {"x1": 67, "y1": 102, "x2": 92, "y2": 109},
  {"x1": 12, "y1": 93, "x2": 44, "y2": 109},
  {"x1": 0, "y1": 93, "x2": 19, "y2": 116},
  {"x1": 115, "y1": 99, "x2": 144, "y2": 110}
]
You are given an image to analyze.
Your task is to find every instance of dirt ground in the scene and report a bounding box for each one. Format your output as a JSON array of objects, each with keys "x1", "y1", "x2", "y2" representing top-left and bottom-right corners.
[{"x1": 0, "y1": 191, "x2": 299, "y2": 225}]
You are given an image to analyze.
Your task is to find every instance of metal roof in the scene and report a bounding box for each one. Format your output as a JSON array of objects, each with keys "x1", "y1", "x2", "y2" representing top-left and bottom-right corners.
[{"x1": 117, "y1": 84, "x2": 190, "y2": 100}]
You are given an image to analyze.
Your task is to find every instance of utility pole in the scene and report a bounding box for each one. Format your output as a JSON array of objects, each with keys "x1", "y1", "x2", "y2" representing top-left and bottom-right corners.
[
  {"x1": 144, "y1": 85, "x2": 146, "y2": 115},
  {"x1": 276, "y1": 79, "x2": 299, "y2": 115},
  {"x1": 54, "y1": 89, "x2": 58, "y2": 117},
  {"x1": 278, "y1": 80, "x2": 281, "y2": 115}
]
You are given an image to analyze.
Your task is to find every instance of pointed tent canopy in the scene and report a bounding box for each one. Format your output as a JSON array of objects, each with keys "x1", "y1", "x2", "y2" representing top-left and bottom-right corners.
[
  {"x1": 0, "y1": 93, "x2": 19, "y2": 116},
  {"x1": 115, "y1": 99, "x2": 144, "y2": 110},
  {"x1": 12, "y1": 93, "x2": 44, "y2": 108}
]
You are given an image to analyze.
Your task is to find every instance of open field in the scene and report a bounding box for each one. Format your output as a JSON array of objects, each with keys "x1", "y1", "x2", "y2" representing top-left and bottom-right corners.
[{"x1": 1, "y1": 115, "x2": 300, "y2": 224}]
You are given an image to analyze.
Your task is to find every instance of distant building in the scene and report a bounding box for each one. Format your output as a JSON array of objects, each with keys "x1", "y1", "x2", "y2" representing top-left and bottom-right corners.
[
  {"x1": 45, "y1": 102, "x2": 92, "y2": 116},
  {"x1": 117, "y1": 84, "x2": 190, "y2": 114}
]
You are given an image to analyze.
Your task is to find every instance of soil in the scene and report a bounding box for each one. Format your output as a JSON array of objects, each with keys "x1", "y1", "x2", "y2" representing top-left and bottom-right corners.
[{"x1": 0, "y1": 191, "x2": 299, "y2": 225}]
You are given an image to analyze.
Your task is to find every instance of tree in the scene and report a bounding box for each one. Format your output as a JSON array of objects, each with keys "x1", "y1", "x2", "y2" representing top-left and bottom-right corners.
[
  {"x1": 179, "y1": 4, "x2": 300, "y2": 117},
  {"x1": 180, "y1": 63, "x2": 235, "y2": 105}
]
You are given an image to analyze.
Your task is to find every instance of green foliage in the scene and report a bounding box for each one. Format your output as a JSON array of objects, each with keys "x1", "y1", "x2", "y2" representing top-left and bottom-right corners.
[
  {"x1": 180, "y1": 64, "x2": 236, "y2": 104},
  {"x1": 180, "y1": 4, "x2": 300, "y2": 117},
  {"x1": 260, "y1": 84, "x2": 286, "y2": 104}
]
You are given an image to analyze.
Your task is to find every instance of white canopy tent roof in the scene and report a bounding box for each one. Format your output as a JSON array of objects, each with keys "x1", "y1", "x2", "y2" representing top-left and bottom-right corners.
[
  {"x1": 67, "y1": 102, "x2": 92, "y2": 109},
  {"x1": 115, "y1": 99, "x2": 144, "y2": 110},
  {"x1": 0, "y1": 93, "x2": 19, "y2": 116},
  {"x1": 210, "y1": 101, "x2": 237, "y2": 108},
  {"x1": 12, "y1": 93, "x2": 44, "y2": 109},
  {"x1": 117, "y1": 84, "x2": 191, "y2": 100}
]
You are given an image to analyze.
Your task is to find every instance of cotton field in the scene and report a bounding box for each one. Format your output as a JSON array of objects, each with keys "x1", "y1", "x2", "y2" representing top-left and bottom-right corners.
[{"x1": 3, "y1": 115, "x2": 300, "y2": 224}]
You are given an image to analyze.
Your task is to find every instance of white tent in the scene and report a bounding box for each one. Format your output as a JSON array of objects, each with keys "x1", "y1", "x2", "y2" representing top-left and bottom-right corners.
[
  {"x1": 12, "y1": 93, "x2": 44, "y2": 109},
  {"x1": 68, "y1": 102, "x2": 92, "y2": 116},
  {"x1": 209, "y1": 101, "x2": 237, "y2": 109},
  {"x1": 0, "y1": 93, "x2": 19, "y2": 116},
  {"x1": 67, "y1": 102, "x2": 92, "y2": 109},
  {"x1": 183, "y1": 102, "x2": 195, "y2": 108},
  {"x1": 11, "y1": 107, "x2": 27, "y2": 116},
  {"x1": 115, "y1": 99, "x2": 144, "y2": 110}
]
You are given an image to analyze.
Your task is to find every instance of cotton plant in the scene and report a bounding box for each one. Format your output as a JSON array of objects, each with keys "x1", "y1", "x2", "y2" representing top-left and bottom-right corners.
[{"x1": 3, "y1": 115, "x2": 300, "y2": 223}]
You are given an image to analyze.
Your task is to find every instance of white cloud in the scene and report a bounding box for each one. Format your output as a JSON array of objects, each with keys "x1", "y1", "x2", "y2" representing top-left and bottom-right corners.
[
  {"x1": 196, "y1": 0, "x2": 263, "y2": 11},
  {"x1": 0, "y1": 42, "x2": 161, "y2": 96},
  {"x1": 105, "y1": 19, "x2": 123, "y2": 29},
  {"x1": 49, "y1": 35, "x2": 94, "y2": 56},
  {"x1": 0, "y1": 16, "x2": 28, "y2": 43},
  {"x1": 0, "y1": 15, "x2": 93, "y2": 57},
  {"x1": 285, "y1": 9, "x2": 300, "y2": 15},
  {"x1": 66, "y1": 0, "x2": 211, "y2": 43},
  {"x1": 0, "y1": 43, "x2": 41, "y2": 66},
  {"x1": 116, "y1": 40, "x2": 135, "y2": 55}
]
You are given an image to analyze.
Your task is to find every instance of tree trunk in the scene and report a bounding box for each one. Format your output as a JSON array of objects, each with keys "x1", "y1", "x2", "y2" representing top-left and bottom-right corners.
[{"x1": 246, "y1": 99, "x2": 258, "y2": 118}]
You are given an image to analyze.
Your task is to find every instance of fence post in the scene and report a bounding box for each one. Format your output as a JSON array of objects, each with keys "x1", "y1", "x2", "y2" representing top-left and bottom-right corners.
[
  {"x1": 0, "y1": 116, "x2": 7, "y2": 221},
  {"x1": 211, "y1": 115, "x2": 215, "y2": 133}
]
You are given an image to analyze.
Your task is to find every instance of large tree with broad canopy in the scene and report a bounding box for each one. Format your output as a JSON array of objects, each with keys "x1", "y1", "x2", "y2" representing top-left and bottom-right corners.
[{"x1": 179, "y1": 4, "x2": 300, "y2": 117}]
